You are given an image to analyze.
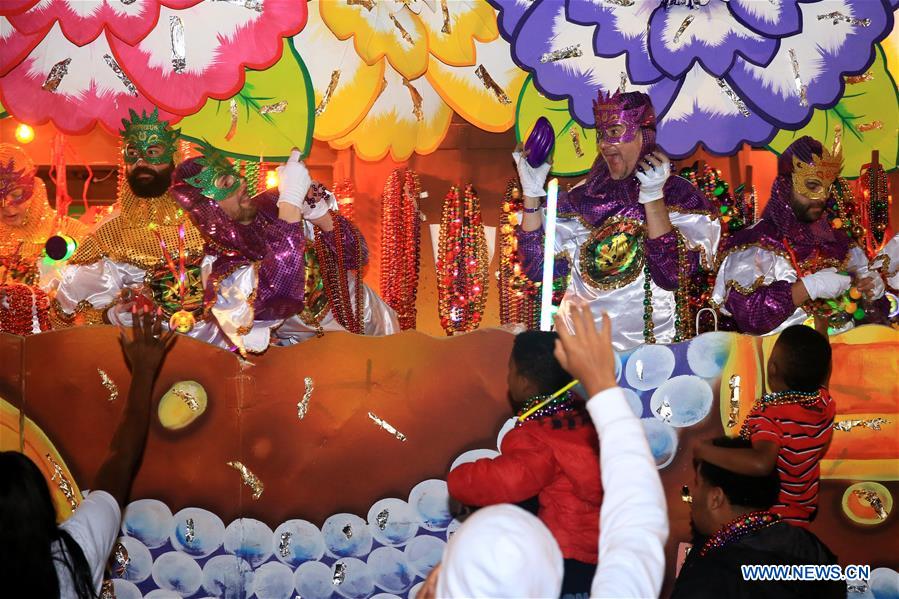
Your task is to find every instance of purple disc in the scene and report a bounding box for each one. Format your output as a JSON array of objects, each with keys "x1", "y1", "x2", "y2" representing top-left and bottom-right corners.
[{"x1": 525, "y1": 117, "x2": 555, "y2": 167}]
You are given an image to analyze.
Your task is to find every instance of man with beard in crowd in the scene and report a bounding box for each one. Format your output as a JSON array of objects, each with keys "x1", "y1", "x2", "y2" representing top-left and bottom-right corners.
[{"x1": 53, "y1": 110, "x2": 227, "y2": 345}]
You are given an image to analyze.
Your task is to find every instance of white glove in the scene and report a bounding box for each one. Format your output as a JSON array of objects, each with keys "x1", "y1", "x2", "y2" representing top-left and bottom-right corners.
[
  {"x1": 801, "y1": 268, "x2": 852, "y2": 301},
  {"x1": 513, "y1": 150, "x2": 551, "y2": 198},
  {"x1": 635, "y1": 158, "x2": 670, "y2": 204},
  {"x1": 276, "y1": 149, "x2": 312, "y2": 209},
  {"x1": 857, "y1": 271, "x2": 886, "y2": 300}
]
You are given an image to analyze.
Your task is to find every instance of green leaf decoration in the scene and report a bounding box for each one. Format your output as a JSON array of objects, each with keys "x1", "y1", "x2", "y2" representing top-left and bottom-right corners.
[
  {"x1": 768, "y1": 44, "x2": 898, "y2": 177},
  {"x1": 515, "y1": 75, "x2": 597, "y2": 177},
  {"x1": 179, "y1": 39, "x2": 314, "y2": 161}
]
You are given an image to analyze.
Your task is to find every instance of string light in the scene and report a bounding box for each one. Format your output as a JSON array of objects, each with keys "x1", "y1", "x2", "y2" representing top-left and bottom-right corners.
[
  {"x1": 15, "y1": 123, "x2": 35, "y2": 144},
  {"x1": 266, "y1": 169, "x2": 278, "y2": 189}
]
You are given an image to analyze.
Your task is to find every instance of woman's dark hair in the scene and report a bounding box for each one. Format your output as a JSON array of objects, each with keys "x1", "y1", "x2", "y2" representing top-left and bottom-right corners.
[
  {"x1": 695, "y1": 438, "x2": 781, "y2": 509},
  {"x1": 0, "y1": 451, "x2": 97, "y2": 598},
  {"x1": 774, "y1": 325, "x2": 832, "y2": 392},
  {"x1": 511, "y1": 331, "x2": 574, "y2": 396}
]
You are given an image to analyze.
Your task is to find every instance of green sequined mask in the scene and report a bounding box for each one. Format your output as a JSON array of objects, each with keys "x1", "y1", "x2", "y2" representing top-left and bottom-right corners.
[
  {"x1": 184, "y1": 140, "x2": 243, "y2": 202},
  {"x1": 120, "y1": 108, "x2": 180, "y2": 165}
]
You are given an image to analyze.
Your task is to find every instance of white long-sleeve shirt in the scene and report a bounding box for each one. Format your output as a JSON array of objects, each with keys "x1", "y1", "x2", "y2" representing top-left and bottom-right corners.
[{"x1": 588, "y1": 387, "x2": 669, "y2": 598}]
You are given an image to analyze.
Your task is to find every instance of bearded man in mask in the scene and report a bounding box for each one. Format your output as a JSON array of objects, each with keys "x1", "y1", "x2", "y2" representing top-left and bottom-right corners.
[
  {"x1": 53, "y1": 110, "x2": 225, "y2": 344},
  {"x1": 712, "y1": 136, "x2": 886, "y2": 335}
]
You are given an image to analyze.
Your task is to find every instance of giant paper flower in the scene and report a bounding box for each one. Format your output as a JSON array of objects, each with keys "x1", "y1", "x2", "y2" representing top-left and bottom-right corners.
[
  {"x1": 0, "y1": 0, "x2": 306, "y2": 134},
  {"x1": 493, "y1": 0, "x2": 895, "y2": 157},
  {"x1": 295, "y1": 0, "x2": 526, "y2": 161}
]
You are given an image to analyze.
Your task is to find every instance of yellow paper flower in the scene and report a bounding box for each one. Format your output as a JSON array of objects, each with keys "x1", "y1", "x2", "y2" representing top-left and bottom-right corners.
[{"x1": 296, "y1": 0, "x2": 526, "y2": 161}]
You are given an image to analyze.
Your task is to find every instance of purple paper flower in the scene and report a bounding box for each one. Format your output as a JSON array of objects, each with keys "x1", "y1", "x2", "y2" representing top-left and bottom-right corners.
[{"x1": 491, "y1": 0, "x2": 895, "y2": 157}]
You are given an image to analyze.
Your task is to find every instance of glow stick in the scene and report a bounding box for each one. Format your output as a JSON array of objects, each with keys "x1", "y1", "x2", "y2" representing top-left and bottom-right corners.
[
  {"x1": 540, "y1": 178, "x2": 559, "y2": 331},
  {"x1": 517, "y1": 378, "x2": 580, "y2": 422}
]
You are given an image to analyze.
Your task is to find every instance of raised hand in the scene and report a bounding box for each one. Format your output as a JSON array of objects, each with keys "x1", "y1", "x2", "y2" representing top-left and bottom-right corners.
[
  {"x1": 553, "y1": 305, "x2": 617, "y2": 398},
  {"x1": 635, "y1": 150, "x2": 671, "y2": 204},
  {"x1": 119, "y1": 306, "x2": 175, "y2": 377},
  {"x1": 276, "y1": 148, "x2": 313, "y2": 208},
  {"x1": 513, "y1": 143, "x2": 552, "y2": 199}
]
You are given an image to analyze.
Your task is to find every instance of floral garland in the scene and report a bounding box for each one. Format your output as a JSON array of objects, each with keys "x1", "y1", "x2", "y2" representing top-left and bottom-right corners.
[
  {"x1": 380, "y1": 171, "x2": 422, "y2": 330},
  {"x1": 436, "y1": 185, "x2": 489, "y2": 335},
  {"x1": 0, "y1": 283, "x2": 51, "y2": 336},
  {"x1": 499, "y1": 179, "x2": 540, "y2": 328},
  {"x1": 334, "y1": 179, "x2": 356, "y2": 225},
  {"x1": 313, "y1": 211, "x2": 364, "y2": 334}
]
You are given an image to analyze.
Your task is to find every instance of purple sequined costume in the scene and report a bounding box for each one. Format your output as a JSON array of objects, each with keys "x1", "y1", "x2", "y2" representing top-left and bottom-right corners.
[
  {"x1": 516, "y1": 133, "x2": 720, "y2": 349},
  {"x1": 712, "y1": 137, "x2": 884, "y2": 334},
  {"x1": 171, "y1": 159, "x2": 369, "y2": 350}
]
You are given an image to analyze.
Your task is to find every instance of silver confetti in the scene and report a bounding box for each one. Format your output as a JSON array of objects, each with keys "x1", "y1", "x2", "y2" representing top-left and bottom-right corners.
[
  {"x1": 279, "y1": 532, "x2": 293, "y2": 557},
  {"x1": 715, "y1": 78, "x2": 751, "y2": 117},
  {"x1": 47, "y1": 454, "x2": 79, "y2": 510},
  {"x1": 185, "y1": 518, "x2": 196, "y2": 543},
  {"x1": 297, "y1": 377, "x2": 313, "y2": 420},
  {"x1": 847, "y1": 580, "x2": 869, "y2": 593},
  {"x1": 368, "y1": 411, "x2": 407, "y2": 442},
  {"x1": 42, "y1": 58, "x2": 71, "y2": 92},
  {"x1": 673, "y1": 15, "x2": 694, "y2": 45},
  {"x1": 103, "y1": 54, "x2": 138, "y2": 96},
  {"x1": 170, "y1": 16, "x2": 186, "y2": 74},
  {"x1": 569, "y1": 128, "x2": 584, "y2": 158},
  {"x1": 727, "y1": 375, "x2": 741, "y2": 428},
  {"x1": 817, "y1": 11, "x2": 870, "y2": 27},
  {"x1": 333, "y1": 562, "x2": 347, "y2": 586},
  {"x1": 602, "y1": 0, "x2": 634, "y2": 6},
  {"x1": 98, "y1": 369, "x2": 119, "y2": 402},
  {"x1": 788, "y1": 48, "x2": 808, "y2": 107},
  {"x1": 656, "y1": 399, "x2": 672, "y2": 424},
  {"x1": 635, "y1": 360, "x2": 644, "y2": 381},
  {"x1": 475, "y1": 64, "x2": 511, "y2": 105},
  {"x1": 342, "y1": 524, "x2": 353, "y2": 539},
  {"x1": 376, "y1": 508, "x2": 389, "y2": 531},
  {"x1": 834, "y1": 417, "x2": 890, "y2": 432},
  {"x1": 259, "y1": 100, "x2": 288, "y2": 115},
  {"x1": 212, "y1": 0, "x2": 264, "y2": 11},
  {"x1": 120, "y1": 0, "x2": 137, "y2": 5},
  {"x1": 539, "y1": 44, "x2": 583, "y2": 64},
  {"x1": 619, "y1": 72, "x2": 627, "y2": 93},
  {"x1": 853, "y1": 489, "x2": 888, "y2": 520},
  {"x1": 172, "y1": 388, "x2": 200, "y2": 411},
  {"x1": 112, "y1": 542, "x2": 130, "y2": 576},
  {"x1": 99, "y1": 580, "x2": 116, "y2": 599},
  {"x1": 316, "y1": 70, "x2": 341, "y2": 116}
]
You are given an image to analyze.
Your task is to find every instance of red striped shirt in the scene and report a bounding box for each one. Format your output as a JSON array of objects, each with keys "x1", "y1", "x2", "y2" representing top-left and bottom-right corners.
[{"x1": 743, "y1": 391, "x2": 835, "y2": 527}]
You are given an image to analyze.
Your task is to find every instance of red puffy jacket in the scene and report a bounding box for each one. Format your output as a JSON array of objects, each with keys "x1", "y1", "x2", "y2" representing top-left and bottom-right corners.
[{"x1": 447, "y1": 409, "x2": 602, "y2": 563}]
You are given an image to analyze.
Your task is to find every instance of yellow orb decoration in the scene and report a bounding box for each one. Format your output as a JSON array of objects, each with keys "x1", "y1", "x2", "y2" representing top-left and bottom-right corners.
[
  {"x1": 158, "y1": 381, "x2": 208, "y2": 431},
  {"x1": 844, "y1": 302, "x2": 858, "y2": 314},
  {"x1": 849, "y1": 287, "x2": 862, "y2": 300},
  {"x1": 169, "y1": 309, "x2": 196, "y2": 334},
  {"x1": 266, "y1": 169, "x2": 279, "y2": 189},
  {"x1": 15, "y1": 123, "x2": 35, "y2": 144},
  {"x1": 832, "y1": 218, "x2": 843, "y2": 229},
  {"x1": 841, "y1": 482, "x2": 892, "y2": 526}
]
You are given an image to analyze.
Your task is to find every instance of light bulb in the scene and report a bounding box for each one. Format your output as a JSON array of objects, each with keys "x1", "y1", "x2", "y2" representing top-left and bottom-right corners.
[
  {"x1": 265, "y1": 170, "x2": 278, "y2": 189},
  {"x1": 15, "y1": 123, "x2": 35, "y2": 144}
]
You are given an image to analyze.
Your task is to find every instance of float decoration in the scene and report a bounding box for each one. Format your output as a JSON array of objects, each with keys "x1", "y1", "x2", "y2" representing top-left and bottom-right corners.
[
  {"x1": 178, "y1": 40, "x2": 314, "y2": 160},
  {"x1": 768, "y1": 45, "x2": 899, "y2": 175},
  {"x1": 296, "y1": 0, "x2": 525, "y2": 161},
  {"x1": 492, "y1": 0, "x2": 895, "y2": 158},
  {"x1": 0, "y1": 0, "x2": 307, "y2": 135}
]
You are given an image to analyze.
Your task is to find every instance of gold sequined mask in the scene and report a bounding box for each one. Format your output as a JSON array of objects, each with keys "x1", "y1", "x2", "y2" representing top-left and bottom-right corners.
[{"x1": 791, "y1": 147, "x2": 843, "y2": 201}]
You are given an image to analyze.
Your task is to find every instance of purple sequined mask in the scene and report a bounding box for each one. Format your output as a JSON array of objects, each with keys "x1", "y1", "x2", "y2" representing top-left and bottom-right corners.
[
  {"x1": 0, "y1": 156, "x2": 35, "y2": 207},
  {"x1": 592, "y1": 90, "x2": 656, "y2": 145}
]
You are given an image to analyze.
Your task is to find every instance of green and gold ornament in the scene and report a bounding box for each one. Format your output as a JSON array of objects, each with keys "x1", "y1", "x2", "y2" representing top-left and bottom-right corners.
[
  {"x1": 120, "y1": 108, "x2": 180, "y2": 166},
  {"x1": 184, "y1": 140, "x2": 243, "y2": 202}
]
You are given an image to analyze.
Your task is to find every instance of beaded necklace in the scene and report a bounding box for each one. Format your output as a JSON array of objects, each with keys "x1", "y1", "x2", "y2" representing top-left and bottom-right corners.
[
  {"x1": 313, "y1": 211, "x2": 363, "y2": 334},
  {"x1": 380, "y1": 170, "x2": 422, "y2": 330},
  {"x1": 698, "y1": 511, "x2": 780, "y2": 557},
  {"x1": 739, "y1": 389, "x2": 823, "y2": 439},
  {"x1": 499, "y1": 180, "x2": 540, "y2": 329},
  {"x1": 515, "y1": 391, "x2": 575, "y2": 426}
]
